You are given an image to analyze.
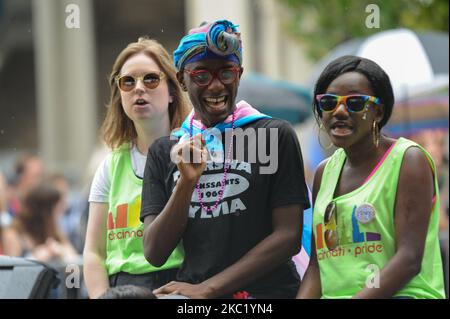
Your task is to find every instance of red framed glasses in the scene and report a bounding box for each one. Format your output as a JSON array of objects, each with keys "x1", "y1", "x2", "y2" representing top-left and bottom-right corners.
[{"x1": 184, "y1": 67, "x2": 241, "y2": 87}]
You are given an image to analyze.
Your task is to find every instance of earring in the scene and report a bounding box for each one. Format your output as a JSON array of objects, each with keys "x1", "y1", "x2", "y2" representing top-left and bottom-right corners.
[
  {"x1": 372, "y1": 120, "x2": 380, "y2": 148},
  {"x1": 318, "y1": 122, "x2": 333, "y2": 150}
]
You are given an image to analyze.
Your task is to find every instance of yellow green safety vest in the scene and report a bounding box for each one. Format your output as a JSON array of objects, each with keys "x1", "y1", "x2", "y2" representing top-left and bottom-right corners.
[
  {"x1": 106, "y1": 143, "x2": 184, "y2": 275},
  {"x1": 314, "y1": 137, "x2": 445, "y2": 298}
]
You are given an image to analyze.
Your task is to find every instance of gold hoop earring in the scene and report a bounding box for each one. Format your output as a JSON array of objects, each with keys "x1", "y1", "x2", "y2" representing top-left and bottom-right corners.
[
  {"x1": 318, "y1": 122, "x2": 333, "y2": 150},
  {"x1": 372, "y1": 121, "x2": 380, "y2": 148}
]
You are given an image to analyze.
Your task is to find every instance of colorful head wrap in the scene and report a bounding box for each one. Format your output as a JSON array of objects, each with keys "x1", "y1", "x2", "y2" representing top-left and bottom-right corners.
[{"x1": 173, "y1": 19, "x2": 243, "y2": 71}]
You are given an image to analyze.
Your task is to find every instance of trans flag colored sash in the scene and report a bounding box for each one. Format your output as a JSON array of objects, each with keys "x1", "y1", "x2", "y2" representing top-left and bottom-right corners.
[{"x1": 171, "y1": 100, "x2": 271, "y2": 161}]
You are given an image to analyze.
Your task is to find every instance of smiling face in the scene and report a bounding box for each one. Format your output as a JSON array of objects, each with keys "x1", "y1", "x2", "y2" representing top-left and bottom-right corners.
[
  {"x1": 321, "y1": 72, "x2": 384, "y2": 149},
  {"x1": 178, "y1": 59, "x2": 243, "y2": 127},
  {"x1": 119, "y1": 53, "x2": 171, "y2": 127}
]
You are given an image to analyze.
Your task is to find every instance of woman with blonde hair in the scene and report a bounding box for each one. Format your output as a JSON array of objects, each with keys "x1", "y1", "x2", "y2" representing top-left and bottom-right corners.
[{"x1": 84, "y1": 37, "x2": 190, "y2": 298}]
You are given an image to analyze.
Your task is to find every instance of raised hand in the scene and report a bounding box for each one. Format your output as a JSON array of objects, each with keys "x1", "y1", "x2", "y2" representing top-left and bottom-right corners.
[{"x1": 170, "y1": 133, "x2": 208, "y2": 184}]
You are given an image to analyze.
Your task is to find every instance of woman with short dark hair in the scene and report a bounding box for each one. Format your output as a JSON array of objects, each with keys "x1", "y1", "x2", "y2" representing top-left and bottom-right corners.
[{"x1": 297, "y1": 55, "x2": 445, "y2": 299}]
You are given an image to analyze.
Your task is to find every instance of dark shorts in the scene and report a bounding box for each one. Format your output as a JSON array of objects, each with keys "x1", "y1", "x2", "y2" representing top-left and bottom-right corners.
[{"x1": 109, "y1": 268, "x2": 179, "y2": 291}]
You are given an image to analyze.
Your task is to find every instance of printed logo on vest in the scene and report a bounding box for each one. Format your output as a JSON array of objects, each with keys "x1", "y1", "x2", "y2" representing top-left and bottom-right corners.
[
  {"x1": 108, "y1": 197, "x2": 143, "y2": 241},
  {"x1": 316, "y1": 204, "x2": 382, "y2": 259}
]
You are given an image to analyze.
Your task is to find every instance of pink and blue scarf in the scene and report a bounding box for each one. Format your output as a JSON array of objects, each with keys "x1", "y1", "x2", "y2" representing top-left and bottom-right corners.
[{"x1": 171, "y1": 100, "x2": 271, "y2": 160}]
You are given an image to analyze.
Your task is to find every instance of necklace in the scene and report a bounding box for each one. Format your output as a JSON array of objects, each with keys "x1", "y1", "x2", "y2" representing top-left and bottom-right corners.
[{"x1": 190, "y1": 111, "x2": 235, "y2": 213}]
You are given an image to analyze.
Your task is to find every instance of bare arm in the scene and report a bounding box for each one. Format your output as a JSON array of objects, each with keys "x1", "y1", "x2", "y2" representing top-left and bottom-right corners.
[
  {"x1": 297, "y1": 234, "x2": 321, "y2": 298},
  {"x1": 83, "y1": 202, "x2": 110, "y2": 299},
  {"x1": 143, "y1": 134, "x2": 207, "y2": 267},
  {"x1": 297, "y1": 159, "x2": 328, "y2": 299},
  {"x1": 143, "y1": 176, "x2": 197, "y2": 266},
  {"x1": 353, "y1": 147, "x2": 434, "y2": 298}
]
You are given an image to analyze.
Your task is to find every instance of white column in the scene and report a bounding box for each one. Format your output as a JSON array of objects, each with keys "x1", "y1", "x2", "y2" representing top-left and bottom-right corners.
[
  {"x1": 283, "y1": 36, "x2": 314, "y2": 85},
  {"x1": 32, "y1": 0, "x2": 97, "y2": 180},
  {"x1": 259, "y1": 0, "x2": 281, "y2": 79}
]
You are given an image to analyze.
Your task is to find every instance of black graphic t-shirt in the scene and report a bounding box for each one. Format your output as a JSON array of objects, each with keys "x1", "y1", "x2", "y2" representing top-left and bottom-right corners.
[{"x1": 140, "y1": 118, "x2": 310, "y2": 298}]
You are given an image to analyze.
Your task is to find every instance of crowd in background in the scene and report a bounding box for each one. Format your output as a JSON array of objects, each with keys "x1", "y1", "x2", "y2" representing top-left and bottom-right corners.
[{"x1": 0, "y1": 153, "x2": 86, "y2": 262}]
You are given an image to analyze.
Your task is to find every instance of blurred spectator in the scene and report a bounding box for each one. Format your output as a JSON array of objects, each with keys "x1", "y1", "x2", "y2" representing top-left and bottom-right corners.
[
  {"x1": 2, "y1": 181, "x2": 78, "y2": 263},
  {"x1": 98, "y1": 285, "x2": 156, "y2": 299},
  {"x1": 0, "y1": 170, "x2": 10, "y2": 254},
  {"x1": 48, "y1": 172, "x2": 85, "y2": 253},
  {"x1": 411, "y1": 129, "x2": 449, "y2": 297},
  {"x1": 7, "y1": 153, "x2": 45, "y2": 217}
]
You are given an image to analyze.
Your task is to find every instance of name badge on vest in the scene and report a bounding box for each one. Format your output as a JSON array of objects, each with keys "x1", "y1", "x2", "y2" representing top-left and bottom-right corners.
[{"x1": 355, "y1": 203, "x2": 376, "y2": 224}]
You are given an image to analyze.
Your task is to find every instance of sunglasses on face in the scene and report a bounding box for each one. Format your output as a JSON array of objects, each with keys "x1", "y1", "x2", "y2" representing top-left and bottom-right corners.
[
  {"x1": 316, "y1": 94, "x2": 381, "y2": 113},
  {"x1": 184, "y1": 67, "x2": 241, "y2": 87},
  {"x1": 324, "y1": 201, "x2": 339, "y2": 250},
  {"x1": 115, "y1": 72, "x2": 166, "y2": 92}
]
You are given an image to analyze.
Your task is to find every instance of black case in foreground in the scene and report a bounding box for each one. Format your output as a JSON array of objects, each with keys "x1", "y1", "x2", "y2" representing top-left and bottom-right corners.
[{"x1": 0, "y1": 256, "x2": 60, "y2": 299}]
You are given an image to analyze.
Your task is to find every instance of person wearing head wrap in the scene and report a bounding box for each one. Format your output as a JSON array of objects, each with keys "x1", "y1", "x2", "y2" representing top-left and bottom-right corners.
[
  {"x1": 173, "y1": 20, "x2": 243, "y2": 71},
  {"x1": 141, "y1": 19, "x2": 311, "y2": 299}
]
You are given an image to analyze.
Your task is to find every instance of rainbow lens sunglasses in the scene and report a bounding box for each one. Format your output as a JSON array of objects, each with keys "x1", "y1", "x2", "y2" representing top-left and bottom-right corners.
[
  {"x1": 184, "y1": 67, "x2": 241, "y2": 87},
  {"x1": 316, "y1": 94, "x2": 381, "y2": 113},
  {"x1": 115, "y1": 72, "x2": 166, "y2": 92}
]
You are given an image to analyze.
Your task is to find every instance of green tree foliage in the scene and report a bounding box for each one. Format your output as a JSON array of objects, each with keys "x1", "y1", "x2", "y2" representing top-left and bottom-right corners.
[{"x1": 278, "y1": 0, "x2": 449, "y2": 60}]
